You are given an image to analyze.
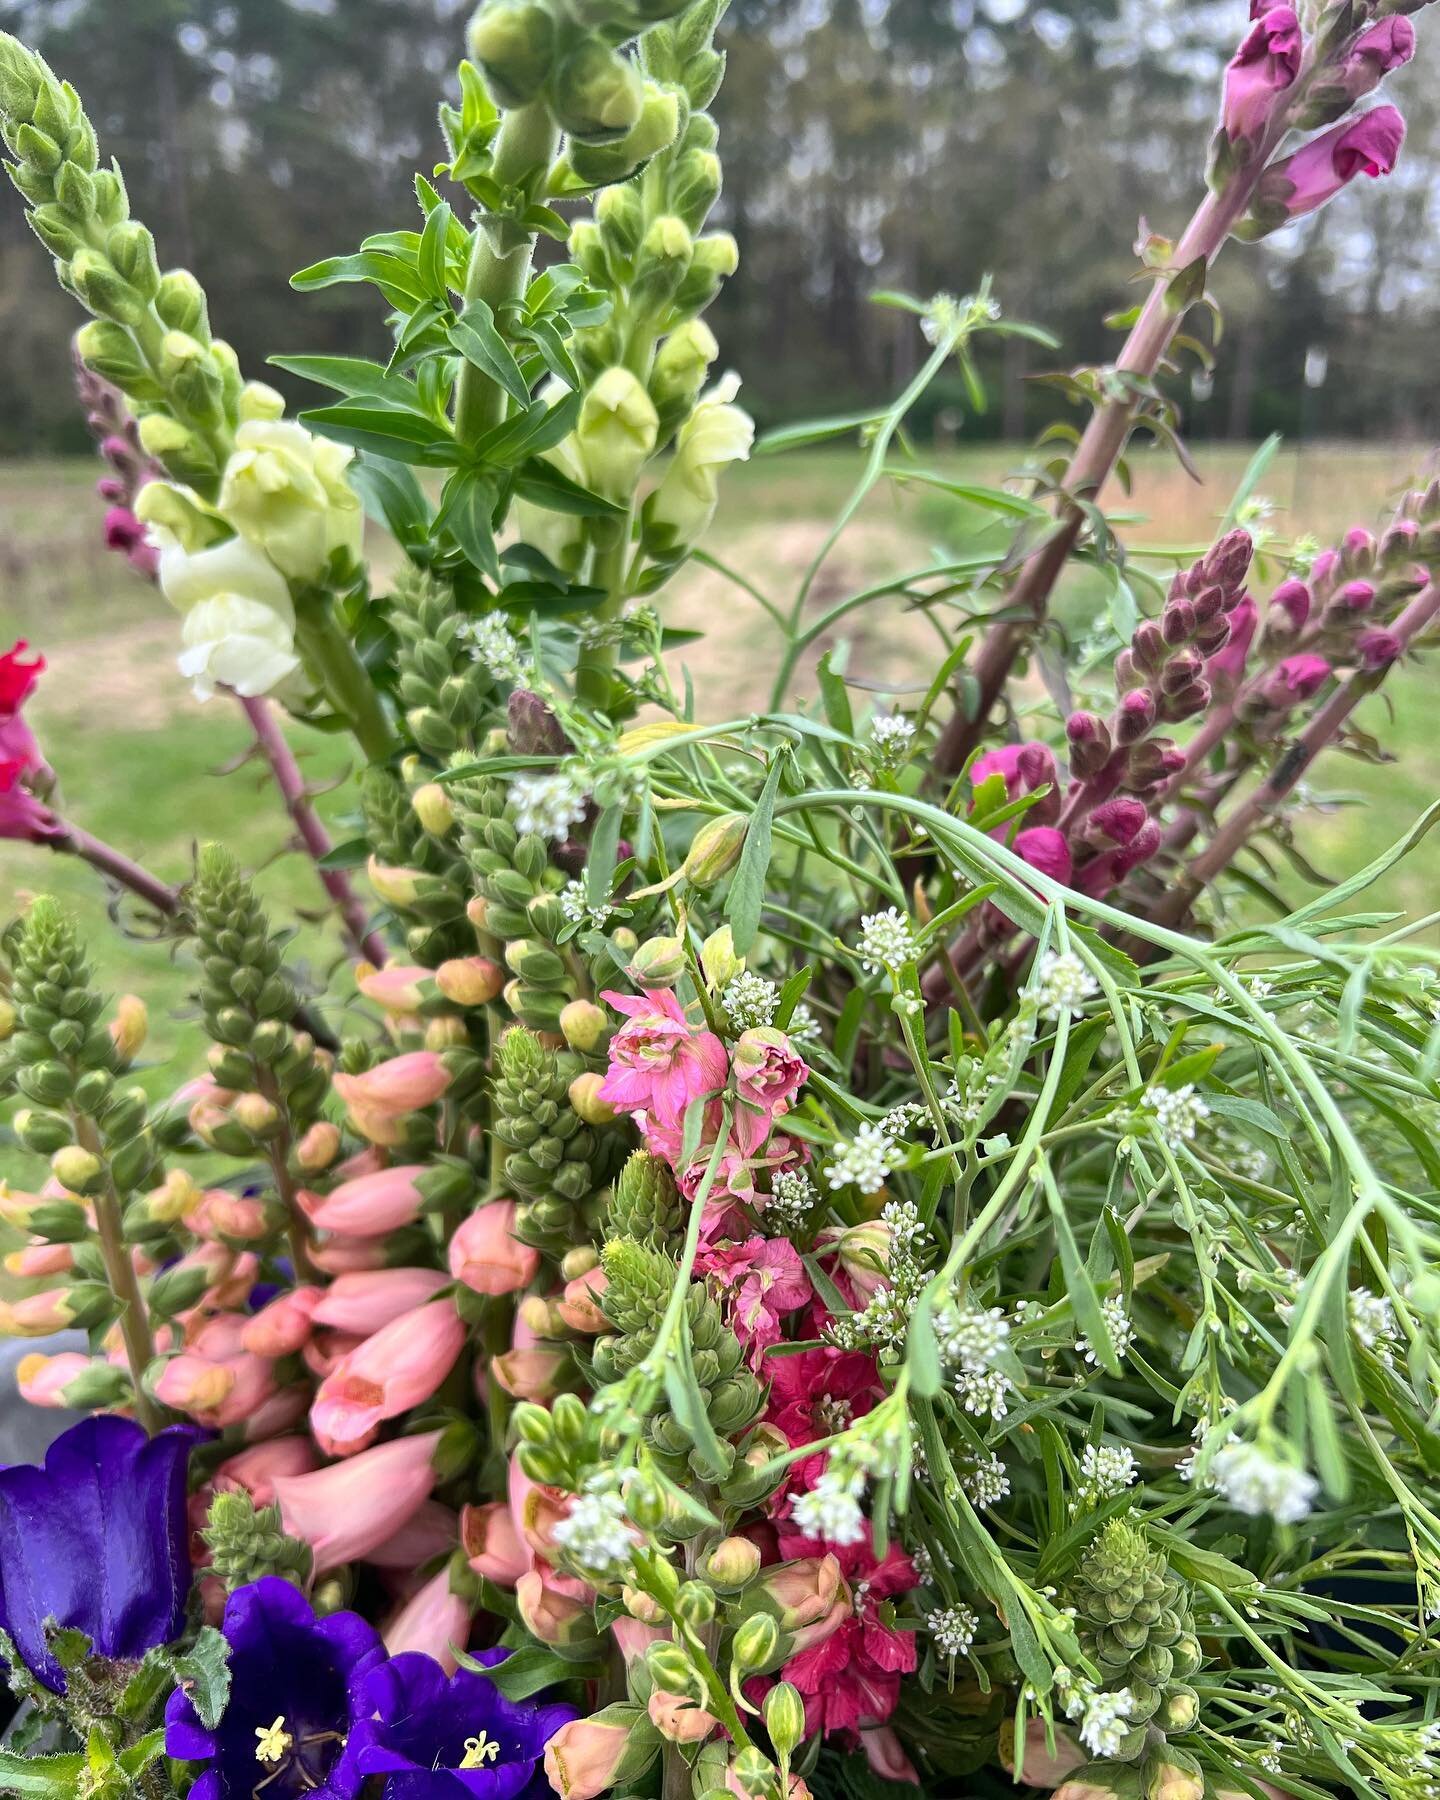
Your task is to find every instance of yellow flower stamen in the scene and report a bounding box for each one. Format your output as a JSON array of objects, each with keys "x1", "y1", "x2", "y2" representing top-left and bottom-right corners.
[
  {"x1": 255, "y1": 1716, "x2": 294, "y2": 1765},
  {"x1": 460, "y1": 1732, "x2": 501, "y2": 1768}
]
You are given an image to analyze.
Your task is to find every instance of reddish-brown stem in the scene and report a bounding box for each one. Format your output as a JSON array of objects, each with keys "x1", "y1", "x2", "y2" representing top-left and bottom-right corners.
[
  {"x1": 1144, "y1": 579, "x2": 1440, "y2": 931},
  {"x1": 56, "y1": 820, "x2": 181, "y2": 916},
  {"x1": 935, "y1": 166, "x2": 1273, "y2": 777},
  {"x1": 239, "y1": 694, "x2": 387, "y2": 966}
]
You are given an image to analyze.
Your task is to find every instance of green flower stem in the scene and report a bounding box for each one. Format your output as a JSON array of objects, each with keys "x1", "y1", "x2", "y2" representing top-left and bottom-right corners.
[
  {"x1": 74, "y1": 1114, "x2": 161, "y2": 1435},
  {"x1": 455, "y1": 101, "x2": 561, "y2": 447},
  {"x1": 294, "y1": 603, "x2": 396, "y2": 764},
  {"x1": 255, "y1": 1067, "x2": 320, "y2": 1285},
  {"x1": 575, "y1": 522, "x2": 633, "y2": 710}
]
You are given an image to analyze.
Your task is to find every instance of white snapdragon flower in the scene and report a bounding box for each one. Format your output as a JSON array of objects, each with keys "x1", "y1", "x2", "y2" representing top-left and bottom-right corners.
[
  {"x1": 155, "y1": 534, "x2": 300, "y2": 701},
  {"x1": 218, "y1": 419, "x2": 364, "y2": 582},
  {"x1": 643, "y1": 372, "x2": 754, "y2": 554}
]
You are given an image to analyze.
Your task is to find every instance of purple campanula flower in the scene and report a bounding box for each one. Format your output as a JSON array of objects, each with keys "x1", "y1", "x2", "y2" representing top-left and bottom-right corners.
[
  {"x1": 0, "y1": 1415, "x2": 201, "y2": 1691},
  {"x1": 164, "y1": 1577, "x2": 386, "y2": 1800},
  {"x1": 350, "y1": 1649, "x2": 578, "y2": 1797},
  {"x1": 1223, "y1": 7, "x2": 1303, "y2": 145}
]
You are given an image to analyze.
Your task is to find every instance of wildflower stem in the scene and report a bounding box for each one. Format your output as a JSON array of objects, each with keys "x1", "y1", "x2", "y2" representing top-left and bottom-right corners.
[
  {"x1": 74, "y1": 1112, "x2": 160, "y2": 1433},
  {"x1": 53, "y1": 820, "x2": 180, "y2": 917},
  {"x1": 294, "y1": 606, "x2": 396, "y2": 765}
]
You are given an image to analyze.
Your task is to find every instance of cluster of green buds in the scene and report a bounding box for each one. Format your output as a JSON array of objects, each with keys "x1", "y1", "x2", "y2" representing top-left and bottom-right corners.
[
  {"x1": 203, "y1": 1489, "x2": 314, "y2": 1593},
  {"x1": 391, "y1": 565, "x2": 508, "y2": 759},
  {"x1": 0, "y1": 900, "x2": 162, "y2": 1410},
  {"x1": 591, "y1": 1235, "x2": 763, "y2": 1476},
  {"x1": 1063, "y1": 1520, "x2": 1202, "y2": 1767},
  {"x1": 0, "y1": 35, "x2": 249, "y2": 494},
  {"x1": 493, "y1": 1026, "x2": 622, "y2": 1247},
  {"x1": 362, "y1": 765, "x2": 475, "y2": 969}
]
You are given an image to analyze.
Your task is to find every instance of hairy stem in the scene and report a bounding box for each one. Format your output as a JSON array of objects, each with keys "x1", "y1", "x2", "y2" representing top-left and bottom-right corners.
[
  {"x1": 55, "y1": 821, "x2": 180, "y2": 916},
  {"x1": 239, "y1": 695, "x2": 387, "y2": 964}
]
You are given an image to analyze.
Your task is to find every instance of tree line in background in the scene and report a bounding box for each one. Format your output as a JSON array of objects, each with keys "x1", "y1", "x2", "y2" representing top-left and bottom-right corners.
[{"x1": 1, "y1": 0, "x2": 1436, "y2": 456}]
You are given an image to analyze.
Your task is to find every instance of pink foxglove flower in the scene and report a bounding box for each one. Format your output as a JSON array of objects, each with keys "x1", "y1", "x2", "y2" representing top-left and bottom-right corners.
[
  {"x1": 382, "y1": 1567, "x2": 472, "y2": 1673},
  {"x1": 273, "y1": 1430, "x2": 444, "y2": 1573},
  {"x1": 1222, "y1": 8, "x2": 1302, "y2": 146},
  {"x1": 462, "y1": 1500, "x2": 530, "y2": 1587},
  {"x1": 297, "y1": 1164, "x2": 427, "y2": 1237},
  {"x1": 332, "y1": 1051, "x2": 450, "y2": 1146},
  {"x1": 448, "y1": 1199, "x2": 541, "y2": 1295},
  {"x1": 310, "y1": 1266, "x2": 451, "y2": 1334},
  {"x1": 597, "y1": 988, "x2": 729, "y2": 1128},
  {"x1": 310, "y1": 1300, "x2": 466, "y2": 1456}
]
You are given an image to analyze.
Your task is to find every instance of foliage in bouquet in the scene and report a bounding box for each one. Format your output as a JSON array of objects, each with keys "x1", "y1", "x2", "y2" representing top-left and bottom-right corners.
[{"x1": 0, "y1": 2, "x2": 1439, "y2": 1799}]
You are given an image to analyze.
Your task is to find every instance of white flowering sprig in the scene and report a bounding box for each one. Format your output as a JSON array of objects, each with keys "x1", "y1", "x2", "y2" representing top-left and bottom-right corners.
[
  {"x1": 856, "y1": 906, "x2": 922, "y2": 976},
  {"x1": 825, "y1": 1120, "x2": 899, "y2": 1195}
]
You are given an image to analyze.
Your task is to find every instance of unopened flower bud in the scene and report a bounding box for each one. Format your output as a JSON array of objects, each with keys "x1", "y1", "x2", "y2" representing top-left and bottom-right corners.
[
  {"x1": 731, "y1": 1610, "x2": 780, "y2": 1675},
  {"x1": 1157, "y1": 1689, "x2": 1201, "y2": 1736},
  {"x1": 232, "y1": 1092, "x2": 281, "y2": 1138},
  {"x1": 109, "y1": 994, "x2": 148, "y2": 1060},
  {"x1": 623, "y1": 1585, "x2": 666, "y2": 1623},
  {"x1": 703, "y1": 1536, "x2": 762, "y2": 1589},
  {"x1": 1159, "y1": 649, "x2": 1202, "y2": 696},
  {"x1": 628, "y1": 934, "x2": 687, "y2": 988},
  {"x1": 1380, "y1": 518, "x2": 1420, "y2": 563},
  {"x1": 436, "y1": 957, "x2": 505, "y2": 1007},
  {"x1": 561, "y1": 1245, "x2": 600, "y2": 1282},
  {"x1": 1160, "y1": 680, "x2": 1210, "y2": 724},
  {"x1": 145, "y1": 1168, "x2": 199, "y2": 1225},
  {"x1": 1201, "y1": 527, "x2": 1255, "y2": 595},
  {"x1": 467, "y1": 0, "x2": 556, "y2": 108},
  {"x1": 412, "y1": 782, "x2": 455, "y2": 836},
  {"x1": 367, "y1": 856, "x2": 423, "y2": 908},
  {"x1": 296, "y1": 1121, "x2": 342, "y2": 1173},
  {"x1": 569, "y1": 1071, "x2": 616, "y2": 1126},
  {"x1": 1115, "y1": 688, "x2": 1156, "y2": 745},
  {"x1": 763, "y1": 1683, "x2": 806, "y2": 1760},
  {"x1": 559, "y1": 999, "x2": 609, "y2": 1054},
  {"x1": 1161, "y1": 599, "x2": 1195, "y2": 645},
  {"x1": 728, "y1": 1748, "x2": 780, "y2": 1799},
  {"x1": 1085, "y1": 797, "x2": 1149, "y2": 847},
  {"x1": 577, "y1": 366, "x2": 659, "y2": 502},
  {"x1": 425, "y1": 1015, "x2": 469, "y2": 1052},
  {"x1": 1065, "y1": 711, "x2": 1111, "y2": 779},
  {"x1": 700, "y1": 924, "x2": 744, "y2": 991},
  {"x1": 647, "y1": 1641, "x2": 703, "y2": 1698},
  {"x1": 238, "y1": 381, "x2": 286, "y2": 423},
  {"x1": 50, "y1": 1145, "x2": 103, "y2": 1195},
  {"x1": 1131, "y1": 621, "x2": 1166, "y2": 674},
  {"x1": 683, "y1": 812, "x2": 747, "y2": 887},
  {"x1": 1356, "y1": 628, "x2": 1402, "y2": 671},
  {"x1": 1113, "y1": 649, "x2": 1144, "y2": 694},
  {"x1": 676, "y1": 1581, "x2": 716, "y2": 1628},
  {"x1": 551, "y1": 40, "x2": 644, "y2": 144}
]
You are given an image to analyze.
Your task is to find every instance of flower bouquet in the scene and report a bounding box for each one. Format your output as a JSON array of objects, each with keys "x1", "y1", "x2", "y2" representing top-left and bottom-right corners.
[{"x1": 0, "y1": 3, "x2": 1439, "y2": 1798}]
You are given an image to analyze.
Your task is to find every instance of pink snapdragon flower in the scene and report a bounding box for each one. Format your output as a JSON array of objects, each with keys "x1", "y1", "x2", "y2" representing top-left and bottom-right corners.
[
  {"x1": 1223, "y1": 8, "x2": 1302, "y2": 146},
  {"x1": 774, "y1": 1539, "x2": 919, "y2": 1735},
  {"x1": 697, "y1": 1235, "x2": 812, "y2": 1364},
  {"x1": 332, "y1": 1051, "x2": 450, "y2": 1145},
  {"x1": 1205, "y1": 594, "x2": 1258, "y2": 692},
  {"x1": 297, "y1": 1164, "x2": 427, "y2": 1237},
  {"x1": 597, "y1": 988, "x2": 729, "y2": 1128},
  {"x1": 732, "y1": 1027, "x2": 809, "y2": 1116},
  {"x1": 1273, "y1": 105, "x2": 1406, "y2": 218},
  {"x1": 0, "y1": 641, "x2": 45, "y2": 773},
  {"x1": 0, "y1": 760, "x2": 60, "y2": 844},
  {"x1": 972, "y1": 741, "x2": 1061, "y2": 824},
  {"x1": 310, "y1": 1266, "x2": 451, "y2": 1334},
  {"x1": 1339, "y1": 17, "x2": 1417, "y2": 103}
]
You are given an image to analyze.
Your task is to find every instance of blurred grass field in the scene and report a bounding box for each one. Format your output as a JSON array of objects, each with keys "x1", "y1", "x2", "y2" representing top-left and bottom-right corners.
[{"x1": 0, "y1": 438, "x2": 1436, "y2": 1096}]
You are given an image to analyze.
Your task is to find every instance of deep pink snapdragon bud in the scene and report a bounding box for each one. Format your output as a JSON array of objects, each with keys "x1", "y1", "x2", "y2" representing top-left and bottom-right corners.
[
  {"x1": 1085, "y1": 797, "x2": 1149, "y2": 847},
  {"x1": 1132, "y1": 620, "x2": 1167, "y2": 674},
  {"x1": 1356, "y1": 628, "x2": 1402, "y2": 670},
  {"x1": 1223, "y1": 8, "x2": 1303, "y2": 145},
  {"x1": 1309, "y1": 549, "x2": 1341, "y2": 595},
  {"x1": 1113, "y1": 820, "x2": 1163, "y2": 877},
  {"x1": 1268, "y1": 578, "x2": 1312, "y2": 633},
  {"x1": 1380, "y1": 519, "x2": 1420, "y2": 563},
  {"x1": 1018, "y1": 742, "x2": 1061, "y2": 823},
  {"x1": 1161, "y1": 680, "x2": 1211, "y2": 724},
  {"x1": 1160, "y1": 650, "x2": 1203, "y2": 696},
  {"x1": 1066, "y1": 711, "x2": 1112, "y2": 779},
  {"x1": 1205, "y1": 596, "x2": 1257, "y2": 693},
  {"x1": 1116, "y1": 689, "x2": 1157, "y2": 745},
  {"x1": 1013, "y1": 827, "x2": 1072, "y2": 885},
  {"x1": 1343, "y1": 16, "x2": 1417, "y2": 92},
  {"x1": 97, "y1": 476, "x2": 126, "y2": 502},
  {"x1": 1271, "y1": 106, "x2": 1406, "y2": 219},
  {"x1": 1190, "y1": 583, "x2": 1229, "y2": 625},
  {"x1": 1264, "y1": 654, "x2": 1332, "y2": 705},
  {"x1": 1342, "y1": 526, "x2": 1378, "y2": 572},
  {"x1": 1202, "y1": 528, "x2": 1256, "y2": 596},
  {"x1": 1162, "y1": 598, "x2": 1197, "y2": 645}
]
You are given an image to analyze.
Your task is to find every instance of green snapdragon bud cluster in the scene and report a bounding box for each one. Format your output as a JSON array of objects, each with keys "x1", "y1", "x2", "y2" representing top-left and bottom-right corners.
[
  {"x1": 203, "y1": 1491, "x2": 314, "y2": 1593},
  {"x1": 592, "y1": 1236, "x2": 763, "y2": 1474},
  {"x1": 455, "y1": 770, "x2": 577, "y2": 1032},
  {"x1": 188, "y1": 846, "x2": 328, "y2": 1150},
  {"x1": 0, "y1": 34, "x2": 241, "y2": 492},
  {"x1": 361, "y1": 766, "x2": 472, "y2": 968},
  {"x1": 606, "y1": 1150, "x2": 685, "y2": 1243},
  {"x1": 493, "y1": 1027, "x2": 610, "y2": 1243},
  {"x1": 1067, "y1": 1520, "x2": 1202, "y2": 1761},
  {"x1": 466, "y1": 0, "x2": 708, "y2": 194},
  {"x1": 6, "y1": 902, "x2": 153, "y2": 1196},
  {"x1": 391, "y1": 566, "x2": 504, "y2": 759}
]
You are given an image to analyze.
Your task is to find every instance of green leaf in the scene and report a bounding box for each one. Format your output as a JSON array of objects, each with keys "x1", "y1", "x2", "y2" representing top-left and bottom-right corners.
[
  {"x1": 814, "y1": 650, "x2": 854, "y2": 738},
  {"x1": 458, "y1": 1643, "x2": 603, "y2": 1698},
  {"x1": 473, "y1": 390, "x2": 583, "y2": 469},
  {"x1": 907, "y1": 1283, "x2": 942, "y2": 1397},
  {"x1": 520, "y1": 315, "x2": 581, "y2": 390},
  {"x1": 418, "y1": 199, "x2": 453, "y2": 300},
  {"x1": 348, "y1": 454, "x2": 433, "y2": 552},
  {"x1": 725, "y1": 749, "x2": 786, "y2": 954},
  {"x1": 1221, "y1": 432, "x2": 1283, "y2": 531},
  {"x1": 0, "y1": 1750, "x2": 87, "y2": 1796},
  {"x1": 268, "y1": 353, "x2": 418, "y2": 404},
  {"x1": 118, "y1": 1731, "x2": 168, "y2": 1779},
  {"x1": 1040, "y1": 1159, "x2": 1119, "y2": 1376},
  {"x1": 170, "y1": 1625, "x2": 233, "y2": 1731},
  {"x1": 586, "y1": 804, "x2": 624, "y2": 908},
  {"x1": 755, "y1": 410, "x2": 887, "y2": 455},
  {"x1": 452, "y1": 302, "x2": 532, "y2": 409},
  {"x1": 301, "y1": 402, "x2": 458, "y2": 468},
  {"x1": 436, "y1": 470, "x2": 501, "y2": 582},
  {"x1": 512, "y1": 459, "x2": 624, "y2": 517},
  {"x1": 291, "y1": 249, "x2": 426, "y2": 307}
]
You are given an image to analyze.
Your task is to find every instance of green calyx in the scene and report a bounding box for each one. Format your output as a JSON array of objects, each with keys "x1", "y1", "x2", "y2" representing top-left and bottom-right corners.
[
  {"x1": 203, "y1": 1490, "x2": 313, "y2": 1592},
  {"x1": 493, "y1": 1026, "x2": 602, "y2": 1214},
  {"x1": 361, "y1": 766, "x2": 471, "y2": 967},
  {"x1": 1067, "y1": 1520, "x2": 1202, "y2": 1760},
  {"x1": 607, "y1": 1150, "x2": 684, "y2": 1243}
]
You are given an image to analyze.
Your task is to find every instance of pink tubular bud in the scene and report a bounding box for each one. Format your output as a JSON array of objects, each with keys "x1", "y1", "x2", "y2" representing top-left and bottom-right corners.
[
  {"x1": 1356, "y1": 628, "x2": 1402, "y2": 670},
  {"x1": 1132, "y1": 620, "x2": 1167, "y2": 674},
  {"x1": 1268, "y1": 577, "x2": 1312, "y2": 632},
  {"x1": 297, "y1": 1164, "x2": 426, "y2": 1237},
  {"x1": 1113, "y1": 820, "x2": 1162, "y2": 877},
  {"x1": 296, "y1": 1121, "x2": 342, "y2": 1173},
  {"x1": 449, "y1": 1199, "x2": 541, "y2": 1296},
  {"x1": 310, "y1": 1267, "x2": 451, "y2": 1335},
  {"x1": 1202, "y1": 528, "x2": 1255, "y2": 596},
  {"x1": 241, "y1": 1286, "x2": 322, "y2": 1357},
  {"x1": 1066, "y1": 711, "x2": 1112, "y2": 779},
  {"x1": 214, "y1": 1436, "x2": 320, "y2": 1507},
  {"x1": 1114, "y1": 649, "x2": 1144, "y2": 693},
  {"x1": 1115, "y1": 689, "x2": 1157, "y2": 745},
  {"x1": 275, "y1": 1430, "x2": 444, "y2": 1574},
  {"x1": 1190, "y1": 583, "x2": 1228, "y2": 625},
  {"x1": 462, "y1": 1500, "x2": 530, "y2": 1587},
  {"x1": 1270, "y1": 105, "x2": 1406, "y2": 221},
  {"x1": 1085, "y1": 797, "x2": 1149, "y2": 847},
  {"x1": 1264, "y1": 654, "x2": 1332, "y2": 706},
  {"x1": 1380, "y1": 518, "x2": 1420, "y2": 563},
  {"x1": 1162, "y1": 599, "x2": 1196, "y2": 646},
  {"x1": 1222, "y1": 8, "x2": 1302, "y2": 146},
  {"x1": 1012, "y1": 827, "x2": 1072, "y2": 886},
  {"x1": 383, "y1": 1568, "x2": 472, "y2": 1674},
  {"x1": 1333, "y1": 579, "x2": 1376, "y2": 614}
]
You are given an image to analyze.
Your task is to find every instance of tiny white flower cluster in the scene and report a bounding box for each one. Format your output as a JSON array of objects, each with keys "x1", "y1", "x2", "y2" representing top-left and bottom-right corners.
[
  {"x1": 559, "y1": 879, "x2": 615, "y2": 929},
  {"x1": 551, "y1": 1482, "x2": 638, "y2": 1575},
  {"x1": 882, "y1": 1196, "x2": 929, "y2": 1253},
  {"x1": 870, "y1": 713, "x2": 917, "y2": 767},
  {"x1": 826, "y1": 1121, "x2": 898, "y2": 1195},
  {"x1": 723, "y1": 971, "x2": 779, "y2": 1030},
  {"x1": 1350, "y1": 1286, "x2": 1399, "y2": 1363},
  {"x1": 857, "y1": 906, "x2": 921, "y2": 974},
  {"x1": 786, "y1": 1001, "x2": 821, "y2": 1042},
  {"x1": 947, "y1": 1067, "x2": 1004, "y2": 1132},
  {"x1": 1075, "y1": 1442, "x2": 1137, "y2": 1504},
  {"x1": 1060, "y1": 1681, "x2": 1136, "y2": 1759},
  {"x1": 928, "y1": 1603, "x2": 979, "y2": 1659},
  {"x1": 954, "y1": 1366, "x2": 1012, "y2": 1421},
  {"x1": 959, "y1": 1451, "x2": 1011, "y2": 1509},
  {"x1": 1209, "y1": 1438, "x2": 1319, "y2": 1525},
  {"x1": 509, "y1": 773, "x2": 587, "y2": 844},
  {"x1": 767, "y1": 1166, "x2": 817, "y2": 1228},
  {"x1": 936, "y1": 1302, "x2": 1010, "y2": 1372},
  {"x1": 461, "y1": 614, "x2": 531, "y2": 683},
  {"x1": 832, "y1": 1202, "x2": 932, "y2": 1362},
  {"x1": 1142, "y1": 1082, "x2": 1211, "y2": 1144},
  {"x1": 790, "y1": 1467, "x2": 868, "y2": 1546},
  {"x1": 1079, "y1": 1293, "x2": 1135, "y2": 1366},
  {"x1": 1031, "y1": 950, "x2": 1099, "y2": 1023}
]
